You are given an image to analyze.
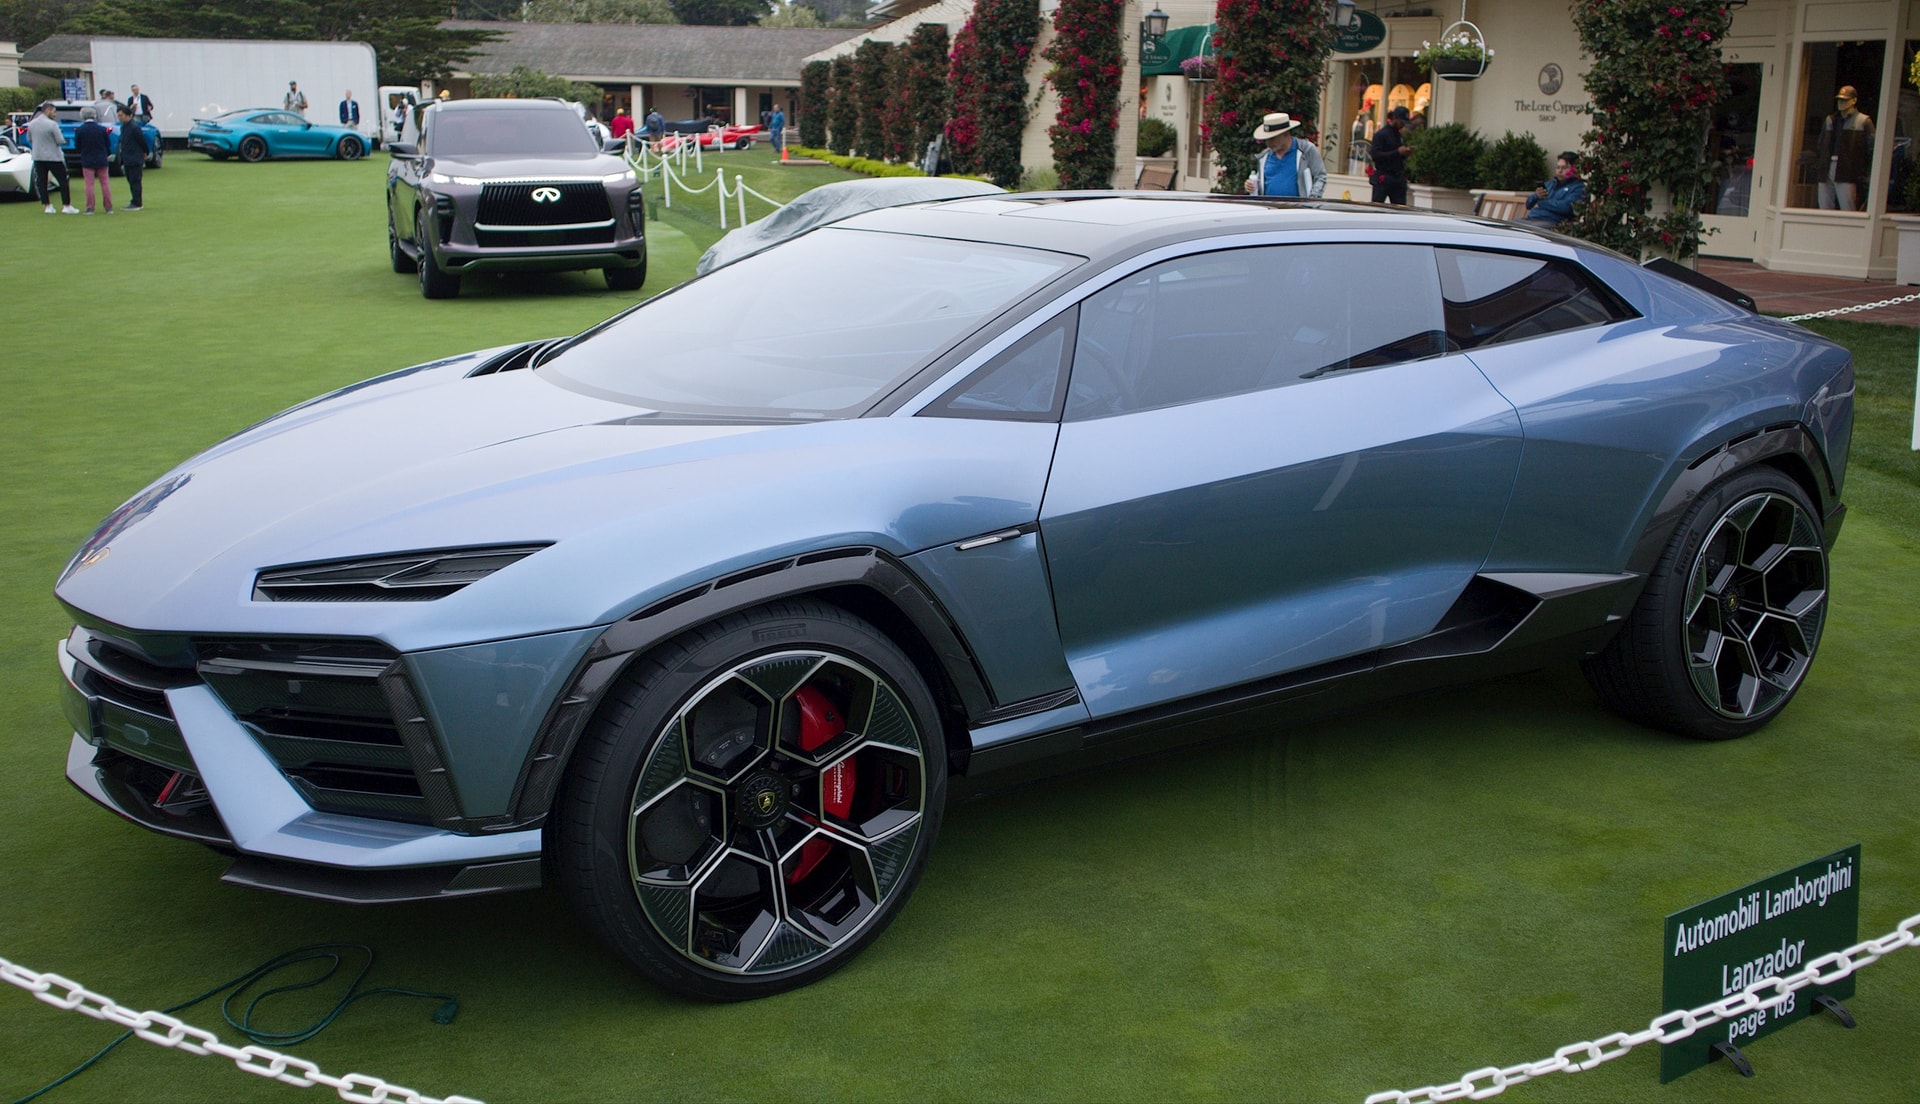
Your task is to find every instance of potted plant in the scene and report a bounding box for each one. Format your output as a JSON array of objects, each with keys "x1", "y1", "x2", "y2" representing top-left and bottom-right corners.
[
  {"x1": 1405, "y1": 121, "x2": 1486, "y2": 213},
  {"x1": 1179, "y1": 55, "x2": 1218, "y2": 82},
  {"x1": 1415, "y1": 28, "x2": 1492, "y2": 81}
]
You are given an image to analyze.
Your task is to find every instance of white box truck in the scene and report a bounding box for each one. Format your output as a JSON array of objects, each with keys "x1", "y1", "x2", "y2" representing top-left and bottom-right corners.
[{"x1": 89, "y1": 38, "x2": 381, "y2": 143}]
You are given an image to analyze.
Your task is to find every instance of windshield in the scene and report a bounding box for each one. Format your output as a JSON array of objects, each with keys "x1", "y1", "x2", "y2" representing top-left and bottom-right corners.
[
  {"x1": 427, "y1": 108, "x2": 596, "y2": 157},
  {"x1": 541, "y1": 228, "x2": 1079, "y2": 418}
]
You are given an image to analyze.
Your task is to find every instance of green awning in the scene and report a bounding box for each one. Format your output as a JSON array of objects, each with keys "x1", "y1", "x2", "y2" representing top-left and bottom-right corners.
[{"x1": 1141, "y1": 24, "x2": 1217, "y2": 77}]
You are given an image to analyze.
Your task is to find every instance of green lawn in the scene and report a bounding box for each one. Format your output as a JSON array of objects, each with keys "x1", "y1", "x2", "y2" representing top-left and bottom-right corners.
[{"x1": 3, "y1": 155, "x2": 1918, "y2": 1103}]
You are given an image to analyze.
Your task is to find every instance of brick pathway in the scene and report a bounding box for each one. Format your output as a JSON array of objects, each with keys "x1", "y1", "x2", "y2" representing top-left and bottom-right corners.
[{"x1": 1698, "y1": 258, "x2": 1920, "y2": 327}]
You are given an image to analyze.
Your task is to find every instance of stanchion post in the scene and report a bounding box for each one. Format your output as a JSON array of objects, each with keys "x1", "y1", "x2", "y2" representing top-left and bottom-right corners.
[
  {"x1": 717, "y1": 167, "x2": 727, "y2": 229},
  {"x1": 736, "y1": 173, "x2": 746, "y2": 228}
]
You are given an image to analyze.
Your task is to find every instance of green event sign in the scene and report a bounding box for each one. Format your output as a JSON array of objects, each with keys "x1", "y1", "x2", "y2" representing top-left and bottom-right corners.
[
  {"x1": 1141, "y1": 34, "x2": 1172, "y2": 70},
  {"x1": 1660, "y1": 844, "x2": 1861, "y2": 1082},
  {"x1": 1332, "y1": 11, "x2": 1387, "y2": 54}
]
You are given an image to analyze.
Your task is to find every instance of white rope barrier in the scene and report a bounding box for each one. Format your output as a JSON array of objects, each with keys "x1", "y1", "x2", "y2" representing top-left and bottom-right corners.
[
  {"x1": 1366, "y1": 910, "x2": 1920, "y2": 1103},
  {"x1": 1, "y1": 955, "x2": 482, "y2": 1104}
]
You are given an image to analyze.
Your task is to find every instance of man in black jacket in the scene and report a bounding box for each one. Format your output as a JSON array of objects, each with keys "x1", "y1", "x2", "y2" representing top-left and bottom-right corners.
[
  {"x1": 117, "y1": 105, "x2": 148, "y2": 210},
  {"x1": 1369, "y1": 105, "x2": 1412, "y2": 206}
]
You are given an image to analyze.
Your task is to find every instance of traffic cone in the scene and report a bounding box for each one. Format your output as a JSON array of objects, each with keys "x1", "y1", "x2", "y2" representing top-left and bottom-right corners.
[{"x1": 781, "y1": 144, "x2": 788, "y2": 163}]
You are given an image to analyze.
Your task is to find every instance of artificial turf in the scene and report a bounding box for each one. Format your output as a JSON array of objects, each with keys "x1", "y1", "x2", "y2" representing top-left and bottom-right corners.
[{"x1": 1, "y1": 155, "x2": 1917, "y2": 1103}]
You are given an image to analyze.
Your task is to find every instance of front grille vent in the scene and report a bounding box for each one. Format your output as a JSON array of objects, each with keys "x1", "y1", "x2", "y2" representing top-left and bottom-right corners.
[
  {"x1": 254, "y1": 544, "x2": 550, "y2": 602},
  {"x1": 478, "y1": 181, "x2": 611, "y2": 227},
  {"x1": 196, "y1": 639, "x2": 440, "y2": 825}
]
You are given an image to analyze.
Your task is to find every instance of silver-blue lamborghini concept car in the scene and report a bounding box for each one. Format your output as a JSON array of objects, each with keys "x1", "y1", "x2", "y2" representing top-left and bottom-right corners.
[{"x1": 56, "y1": 194, "x2": 1852, "y2": 999}]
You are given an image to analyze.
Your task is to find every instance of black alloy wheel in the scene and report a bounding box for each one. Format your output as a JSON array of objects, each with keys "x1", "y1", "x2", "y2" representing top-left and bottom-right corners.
[
  {"x1": 238, "y1": 136, "x2": 268, "y2": 163},
  {"x1": 338, "y1": 136, "x2": 364, "y2": 160},
  {"x1": 146, "y1": 145, "x2": 162, "y2": 169},
  {"x1": 553, "y1": 601, "x2": 947, "y2": 1000},
  {"x1": 1585, "y1": 467, "x2": 1828, "y2": 739}
]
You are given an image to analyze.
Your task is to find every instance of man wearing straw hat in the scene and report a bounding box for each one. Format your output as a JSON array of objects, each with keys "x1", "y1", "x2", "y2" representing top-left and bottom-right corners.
[{"x1": 1243, "y1": 111, "x2": 1326, "y2": 199}]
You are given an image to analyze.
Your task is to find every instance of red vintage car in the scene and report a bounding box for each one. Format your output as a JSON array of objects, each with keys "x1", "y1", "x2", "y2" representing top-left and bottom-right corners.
[{"x1": 656, "y1": 123, "x2": 760, "y2": 152}]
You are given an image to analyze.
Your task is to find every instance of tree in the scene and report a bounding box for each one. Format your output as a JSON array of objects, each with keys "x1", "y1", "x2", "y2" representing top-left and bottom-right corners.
[
  {"x1": 798, "y1": 59, "x2": 829, "y2": 147},
  {"x1": 826, "y1": 53, "x2": 856, "y2": 155},
  {"x1": 759, "y1": 1, "x2": 820, "y2": 26},
  {"x1": 1043, "y1": 0, "x2": 1123, "y2": 189},
  {"x1": 471, "y1": 63, "x2": 600, "y2": 103},
  {"x1": 668, "y1": 0, "x2": 769, "y2": 25},
  {"x1": 0, "y1": 0, "x2": 95, "y2": 51},
  {"x1": 523, "y1": 0, "x2": 679, "y2": 22},
  {"x1": 1205, "y1": 0, "x2": 1333, "y2": 194},
  {"x1": 851, "y1": 38, "x2": 891, "y2": 158},
  {"x1": 945, "y1": 0, "x2": 1037, "y2": 188},
  {"x1": 899, "y1": 22, "x2": 948, "y2": 166},
  {"x1": 795, "y1": 0, "x2": 865, "y2": 23},
  {"x1": 1565, "y1": 0, "x2": 1731, "y2": 259}
]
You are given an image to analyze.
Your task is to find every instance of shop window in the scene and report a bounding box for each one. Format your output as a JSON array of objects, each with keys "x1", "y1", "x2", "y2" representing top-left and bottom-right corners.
[
  {"x1": 1891, "y1": 41, "x2": 1920, "y2": 213},
  {"x1": 1436, "y1": 249, "x2": 1636, "y2": 350},
  {"x1": 1333, "y1": 56, "x2": 1432, "y2": 174},
  {"x1": 1787, "y1": 41, "x2": 1884, "y2": 211},
  {"x1": 1064, "y1": 245, "x2": 1444, "y2": 421}
]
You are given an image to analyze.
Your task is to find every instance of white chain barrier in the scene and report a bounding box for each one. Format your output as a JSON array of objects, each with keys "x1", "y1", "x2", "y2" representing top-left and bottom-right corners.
[
  {"x1": 1365, "y1": 910, "x2": 1920, "y2": 1104},
  {"x1": 1781, "y1": 290, "x2": 1920, "y2": 322},
  {"x1": 0, "y1": 955, "x2": 482, "y2": 1104}
]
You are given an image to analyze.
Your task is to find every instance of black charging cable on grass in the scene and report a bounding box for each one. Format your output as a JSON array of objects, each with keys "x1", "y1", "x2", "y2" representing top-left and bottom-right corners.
[{"x1": 13, "y1": 943, "x2": 459, "y2": 1104}]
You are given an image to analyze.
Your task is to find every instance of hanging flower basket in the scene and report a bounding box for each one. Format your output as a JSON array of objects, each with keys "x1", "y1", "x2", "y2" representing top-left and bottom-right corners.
[
  {"x1": 1179, "y1": 55, "x2": 1218, "y2": 82},
  {"x1": 1415, "y1": 21, "x2": 1492, "y2": 82}
]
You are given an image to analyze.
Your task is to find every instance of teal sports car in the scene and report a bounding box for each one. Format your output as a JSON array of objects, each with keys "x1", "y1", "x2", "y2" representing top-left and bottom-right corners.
[{"x1": 188, "y1": 109, "x2": 370, "y2": 162}]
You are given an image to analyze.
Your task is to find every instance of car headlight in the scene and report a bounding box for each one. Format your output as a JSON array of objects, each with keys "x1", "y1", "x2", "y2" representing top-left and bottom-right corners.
[
  {"x1": 428, "y1": 172, "x2": 485, "y2": 185},
  {"x1": 603, "y1": 170, "x2": 635, "y2": 184},
  {"x1": 253, "y1": 544, "x2": 551, "y2": 602}
]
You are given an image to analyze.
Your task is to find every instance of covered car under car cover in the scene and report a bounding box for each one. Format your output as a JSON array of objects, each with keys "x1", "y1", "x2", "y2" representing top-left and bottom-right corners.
[{"x1": 696, "y1": 176, "x2": 1006, "y2": 275}]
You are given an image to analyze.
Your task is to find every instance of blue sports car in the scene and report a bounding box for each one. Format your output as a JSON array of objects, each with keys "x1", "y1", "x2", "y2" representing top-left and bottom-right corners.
[
  {"x1": 55, "y1": 196, "x2": 1851, "y2": 1000},
  {"x1": 188, "y1": 109, "x2": 370, "y2": 162}
]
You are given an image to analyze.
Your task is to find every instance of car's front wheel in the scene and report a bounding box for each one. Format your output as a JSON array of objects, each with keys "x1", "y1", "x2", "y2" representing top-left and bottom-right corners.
[
  {"x1": 238, "y1": 136, "x2": 268, "y2": 163},
  {"x1": 1585, "y1": 466, "x2": 1829, "y2": 739},
  {"x1": 605, "y1": 260, "x2": 646, "y2": 291},
  {"x1": 553, "y1": 601, "x2": 947, "y2": 1000},
  {"x1": 417, "y1": 213, "x2": 458, "y2": 298},
  {"x1": 337, "y1": 136, "x2": 364, "y2": 160}
]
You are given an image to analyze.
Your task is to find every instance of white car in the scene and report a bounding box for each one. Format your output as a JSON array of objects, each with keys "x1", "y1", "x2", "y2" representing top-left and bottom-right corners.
[{"x1": 1, "y1": 133, "x2": 34, "y2": 197}]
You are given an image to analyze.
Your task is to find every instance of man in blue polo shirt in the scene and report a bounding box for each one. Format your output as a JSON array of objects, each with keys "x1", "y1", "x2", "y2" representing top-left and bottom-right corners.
[{"x1": 1243, "y1": 111, "x2": 1326, "y2": 199}]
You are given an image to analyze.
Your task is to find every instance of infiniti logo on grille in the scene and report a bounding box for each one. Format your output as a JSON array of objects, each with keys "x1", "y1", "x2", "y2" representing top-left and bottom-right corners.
[{"x1": 531, "y1": 187, "x2": 562, "y2": 203}]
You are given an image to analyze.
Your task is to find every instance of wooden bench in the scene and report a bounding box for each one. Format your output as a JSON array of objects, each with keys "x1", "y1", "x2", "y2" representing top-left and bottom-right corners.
[
  {"x1": 1135, "y1": 163, "x2": 1177, "y2": 191},
  {"x1": 1471, "y1": 188, "x2": 1532, "y2": 221}
]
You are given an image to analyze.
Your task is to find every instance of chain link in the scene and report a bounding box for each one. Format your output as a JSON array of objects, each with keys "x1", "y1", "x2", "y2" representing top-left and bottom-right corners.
[
  {"x1": 0, "y1": 955, "x2": 482, "y2": 1104},
  {"x1": 1365, "y1": 910, "x2": 1920, "y2": 1104},
  {"x1": 1780, "y1": 290, "x2": 1920, "y2": 322}
]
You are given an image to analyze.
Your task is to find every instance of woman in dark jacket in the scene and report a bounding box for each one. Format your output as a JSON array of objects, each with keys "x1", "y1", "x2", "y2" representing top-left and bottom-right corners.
[{"x1": 74, "y1": 106, "x2": 114, "y2": 214}]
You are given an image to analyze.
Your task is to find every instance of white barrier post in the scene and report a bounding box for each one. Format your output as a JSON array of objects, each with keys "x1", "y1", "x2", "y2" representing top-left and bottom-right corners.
[
  {"x1": 662, "y1": 161, "x2": 673, "y2": 208},
  {"x1": 716, "y1": 167, "x2": 728, "y2": 229},
  {"x1": 736, "y1": 173, "x2": 747, "y2": 228}
]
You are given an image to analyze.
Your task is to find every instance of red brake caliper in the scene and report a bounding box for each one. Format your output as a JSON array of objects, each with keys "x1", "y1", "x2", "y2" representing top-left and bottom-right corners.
[{"x1": 788, "y1": 686, "x2": 851, "y2": 885}]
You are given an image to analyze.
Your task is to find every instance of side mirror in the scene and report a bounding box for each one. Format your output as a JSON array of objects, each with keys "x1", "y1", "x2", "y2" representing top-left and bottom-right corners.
[{"x1": 389, "y1": 142, "x2": 418, "y2": 156}]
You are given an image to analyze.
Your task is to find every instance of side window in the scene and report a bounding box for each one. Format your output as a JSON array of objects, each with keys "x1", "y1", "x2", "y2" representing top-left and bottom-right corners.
[
  {"x1": 924, "y1": 309, "x2": 1074, "y2": 421},
  {"x1": 1064, "y1": 243, "x2": 1445, "y2": 420},
  {"x1": 1436, "y1": 248, "x2": 1637, "y2": 350}
]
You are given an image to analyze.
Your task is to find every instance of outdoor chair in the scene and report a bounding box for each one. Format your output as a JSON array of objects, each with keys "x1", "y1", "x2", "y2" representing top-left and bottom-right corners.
[{"x1": 1471, "y1": 189, "x2": 1532, "y2": 221}]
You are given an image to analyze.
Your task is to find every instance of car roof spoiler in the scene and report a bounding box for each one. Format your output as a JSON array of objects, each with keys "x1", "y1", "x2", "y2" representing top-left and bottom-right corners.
[{"x1": 1642, "y1": 257, "x2": 1757, "y2": 312}]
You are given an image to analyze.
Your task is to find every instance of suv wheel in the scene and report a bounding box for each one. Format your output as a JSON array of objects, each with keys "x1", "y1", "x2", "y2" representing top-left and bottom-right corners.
[{"x1": 417, "y1": 213, "x2": 459, "y2": 299}]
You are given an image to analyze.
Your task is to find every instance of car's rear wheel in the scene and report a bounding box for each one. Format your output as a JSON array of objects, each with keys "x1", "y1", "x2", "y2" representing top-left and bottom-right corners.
[
  {"x1": 553, "y1": 601, "x2": 947, "y2": 1000},
  {"x1": 605, "y1": 259, "x2": 646, "y2": 291},
  {"x1": 417, "y1": 212, "x2": 458, "y2": 298},
  {"x1": 1585, "y1": 467, "x2": 1828, "y2": 739},
  {"x1": 238, "y1": 136, "x2": 268, "y2": 163},
  {"x1": 337, "y1": 136, "x2": 364, "y2": 160},
  {"x1": 389, "y1": 216, "x2": 416, "y2": 274},
  {"x1": 146, "y1": 145, "x2": 162, "y2": 169}
]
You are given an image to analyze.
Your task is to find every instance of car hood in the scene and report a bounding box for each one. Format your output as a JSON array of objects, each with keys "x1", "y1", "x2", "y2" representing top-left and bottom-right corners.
[
  {"x1": 426, "y1": 151, "x2": 629, "y2": 179},
  {"x1": 55, "y1": 348, "x2": 1055, "y2": 653}
]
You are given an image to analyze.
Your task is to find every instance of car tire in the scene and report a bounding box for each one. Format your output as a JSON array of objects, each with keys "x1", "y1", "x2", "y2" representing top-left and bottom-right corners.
[
  {"x1": 238, "y1": 136, "x2": 268, "y2": 163},
  {"x1": 147, "y1": 145, "x2": 162, "y2": 169},
  {"x1": 338, "y1": 136, "x2": 364, "y2": 161},
  {"x1": 389, "y1": 216, "x2": 416, "y2": 274},
  {"x1": 552, "y1": 600, "x2": 948, "y2": 1001},
  {"x1": 417, "y1": 213, "x2": 459, "y2": 299},
  {"x1": 1584, "y1": 466, "x2": 1828, "y2": 740},
  {"x1": 604, "y1": 260, "x2": 646, "y2": 291}
]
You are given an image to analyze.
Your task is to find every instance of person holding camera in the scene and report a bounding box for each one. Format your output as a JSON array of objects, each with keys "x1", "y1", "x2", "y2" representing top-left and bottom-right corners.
[{"x1": 1526, "y1": 151, "x2": 1587, "y2": 227}]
